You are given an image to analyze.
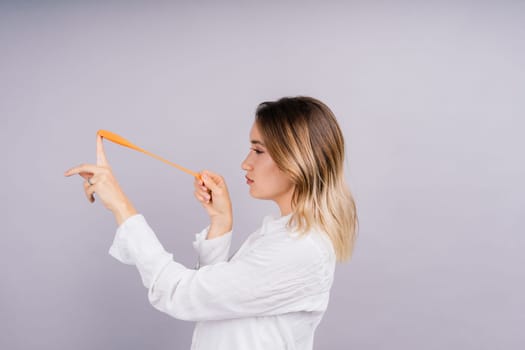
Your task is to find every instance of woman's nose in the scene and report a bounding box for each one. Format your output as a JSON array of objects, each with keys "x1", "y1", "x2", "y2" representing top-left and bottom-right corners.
[{"x1": 241, "y1": 155, "x2": 252, "y2": 171}]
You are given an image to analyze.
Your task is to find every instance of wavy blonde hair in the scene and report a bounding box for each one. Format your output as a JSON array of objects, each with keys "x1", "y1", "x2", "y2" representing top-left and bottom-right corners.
[{"x1": 255, "y1": 96, "x2": 358, "y2": 261}]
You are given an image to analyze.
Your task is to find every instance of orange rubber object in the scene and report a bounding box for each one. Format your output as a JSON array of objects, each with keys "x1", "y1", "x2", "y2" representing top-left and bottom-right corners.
[{"x1": 97, "y1": 129, "x2": 201, "y2": 179}]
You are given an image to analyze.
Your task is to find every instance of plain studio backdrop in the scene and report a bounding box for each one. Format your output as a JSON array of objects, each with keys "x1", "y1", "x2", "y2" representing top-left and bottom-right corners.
[{"x1": 2, "y1": 1, "x2": 524, "y2": 349}]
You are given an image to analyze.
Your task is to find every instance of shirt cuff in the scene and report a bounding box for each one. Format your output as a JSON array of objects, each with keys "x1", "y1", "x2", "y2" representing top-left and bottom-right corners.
[
  {"x1": 192, "y1": 226, "x2": 232, "y2": 268},
  {"x1": 108, "y1": 213, "x2": 173, "y2": 288}
]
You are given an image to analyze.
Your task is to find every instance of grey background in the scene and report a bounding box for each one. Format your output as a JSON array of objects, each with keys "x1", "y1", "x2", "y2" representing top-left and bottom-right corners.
[{"x1": 2, "y1": 1, "x2": 524, "y2": 349}]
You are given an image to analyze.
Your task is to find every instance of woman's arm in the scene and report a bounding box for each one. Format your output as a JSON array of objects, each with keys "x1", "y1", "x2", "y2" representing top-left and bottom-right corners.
[
  {"x1": 114, "y1": 199, "x2": 138, "y2": 226},
  {"x1": 191, "y1": 170, "x2": 234, "y2": 267},
  {"x1": 193, "y1": 171, "x2": 233, "y2": 239},
  {"x1": 110, "y1": 214, "x2": 333, "y2": 321},
  {"x1": 64, "y1": 132, "x2": 232, "y2": 237},
  {"x1": 192, "y1": 225, "x2": 233, "y2": 268}
]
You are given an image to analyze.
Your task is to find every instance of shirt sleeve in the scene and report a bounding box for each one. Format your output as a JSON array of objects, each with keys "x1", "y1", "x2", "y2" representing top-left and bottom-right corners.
[
  {"x1": 108, "y1": 214, "x2": 174, "y2": 288},
  {"x1": 192, "y1": 226, "x2": 232, "y2": 268},
  {"x1": 109, "y1": 213, "x2": 333, "y2": 322}
]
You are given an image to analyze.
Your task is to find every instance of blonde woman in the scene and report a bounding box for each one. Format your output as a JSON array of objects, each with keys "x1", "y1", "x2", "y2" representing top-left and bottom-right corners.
[{"x1": 64, "y1": 96, "x2": 358, "y2": 350}]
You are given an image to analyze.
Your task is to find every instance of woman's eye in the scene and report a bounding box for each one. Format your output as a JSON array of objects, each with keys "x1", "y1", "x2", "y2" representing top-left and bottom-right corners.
[{"x1": 251, "y1": 148, "x2": 263, "y2": 154}]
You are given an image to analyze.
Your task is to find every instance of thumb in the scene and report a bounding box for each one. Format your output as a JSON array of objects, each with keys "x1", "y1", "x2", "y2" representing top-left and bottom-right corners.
[
  {"x1": 96, "y1": 132, "x2": 110, "y2": 166},
  {"x1": 201, "y1": 171, "x2": 222, "y2": 192}
]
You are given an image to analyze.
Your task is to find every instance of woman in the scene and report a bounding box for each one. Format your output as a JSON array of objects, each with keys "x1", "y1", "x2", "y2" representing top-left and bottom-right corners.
[{"x1": 64, "y1": 96, "x2": 358, "y2": 350}]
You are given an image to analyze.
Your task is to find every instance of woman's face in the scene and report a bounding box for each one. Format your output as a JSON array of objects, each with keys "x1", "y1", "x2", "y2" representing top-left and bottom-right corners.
[{"x1": 241, "y1": 123, "x2": 295, "y2": 208}]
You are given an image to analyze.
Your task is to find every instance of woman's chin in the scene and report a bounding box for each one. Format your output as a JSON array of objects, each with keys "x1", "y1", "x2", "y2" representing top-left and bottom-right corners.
[
  {"x1": 249, "y1": 191, "x2": 272, "y2": 201},
  {"x1": 249, "y1": 188, "x2": 263, "y2": 199}
]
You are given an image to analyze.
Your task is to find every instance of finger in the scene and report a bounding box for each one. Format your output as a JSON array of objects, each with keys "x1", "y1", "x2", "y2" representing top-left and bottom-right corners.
[
  {"x1": 194, "y1": 175, "x2": 204, "y2": 185},
  {"x1": 202, "y1": 170, "x2": 222, "y2": 183},
  {"x1": 193, "y1": 191, "x2": 209, "y2": 204},
  {"x1": 196, "y1": 171, "x2": 210, "y2": 193},
  {"x1": 194, "y1": 183, "x2": 208, "y2": 195},
  {"x1": 194, "y1": 186, "x2": 211, "y2": 199},
  {"x1": 201, "y1": 170, "x2": 222, "y2": 192},
  {"x1": 195, "y1": 174, "x2": 204, "y2": 186},
  {"x1": 84, "y1": 181, "x2": 96, "y2": 203},
  {"x1": 199, "y1": 189, "x2": 211, "y2": 200},
  {"x1": 79, "y1": 171, "x2": 94, "y2": 181},
  {"x1": 64, "y1": 164, "x2": 100, "y2": 177},
  {"x1": 97, "y1": 132, "x2": 110, "y2": 166},
  {"x1": 194, "y1": 178, "x2": 205, "y2": 190},
  {"x1": 208, "y1": 171, "x2": 227, "y2": 190}
]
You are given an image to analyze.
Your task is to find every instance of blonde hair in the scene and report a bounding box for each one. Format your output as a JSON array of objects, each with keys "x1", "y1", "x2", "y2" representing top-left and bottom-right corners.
[{"x1": 255, "y1": 96, "x2": 358, "y2": 261}]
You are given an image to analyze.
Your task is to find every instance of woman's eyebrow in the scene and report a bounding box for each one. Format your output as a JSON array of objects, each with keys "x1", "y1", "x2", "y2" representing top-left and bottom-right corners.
[{"x1": 250, "y1": 140, "x2": 265, "y2": 147}]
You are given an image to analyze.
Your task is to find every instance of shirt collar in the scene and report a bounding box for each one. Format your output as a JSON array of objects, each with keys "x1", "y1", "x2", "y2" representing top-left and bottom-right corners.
[{"x1": 260, "y1": 213, "x2": 294, "y2": 235}]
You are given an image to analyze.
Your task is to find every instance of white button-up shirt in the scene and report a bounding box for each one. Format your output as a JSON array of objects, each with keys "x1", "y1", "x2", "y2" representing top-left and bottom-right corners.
[{"x1": 109, "y1": 213, "x2": 336, "y2": 350}]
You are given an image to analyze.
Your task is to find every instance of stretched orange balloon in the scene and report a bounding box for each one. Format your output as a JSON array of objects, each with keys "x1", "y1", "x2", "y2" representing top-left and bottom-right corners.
[{"x1": 97, "y1": 129, "x2": 200, "y2": 178}]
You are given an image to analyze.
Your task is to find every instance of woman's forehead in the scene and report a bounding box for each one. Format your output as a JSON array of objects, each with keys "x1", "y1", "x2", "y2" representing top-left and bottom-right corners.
[{"x1": 249, "y1": 123, "x2": 264, "y2": 144}]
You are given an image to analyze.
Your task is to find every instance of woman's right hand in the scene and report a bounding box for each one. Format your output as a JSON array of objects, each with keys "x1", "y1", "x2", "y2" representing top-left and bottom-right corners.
[{"x1": 194, "y1": 170, "x2": 233, "y2": 238}]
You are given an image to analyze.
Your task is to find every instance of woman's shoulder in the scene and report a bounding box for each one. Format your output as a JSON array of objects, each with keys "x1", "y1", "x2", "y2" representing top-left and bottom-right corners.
[
  {"x1": 304, "y1": 228, "x2": 337, "y2": 263},
  {"x1": 279, "y1": 227, "x2": 336, "y2": 269},
  {"x1": 256, "y1": 213, "x2": 335, "y2": 263},
  {"x1": 286, "y1": 228, "x2": 336, "y2": 286}
]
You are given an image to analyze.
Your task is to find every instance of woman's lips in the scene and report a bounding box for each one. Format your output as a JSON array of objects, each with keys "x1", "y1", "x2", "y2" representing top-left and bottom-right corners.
[{"x1": 245, "y1": 176, "x2": 254, "y2": 185}]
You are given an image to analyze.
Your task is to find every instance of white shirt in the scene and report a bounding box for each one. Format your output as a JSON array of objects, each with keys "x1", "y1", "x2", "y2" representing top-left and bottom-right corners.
[{"x1": 109, "y1": 213, "x2": 336, "y2": 350}]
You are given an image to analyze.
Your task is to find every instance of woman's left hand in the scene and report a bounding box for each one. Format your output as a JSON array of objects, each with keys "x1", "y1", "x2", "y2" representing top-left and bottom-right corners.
[{"x1": 64, "y1": 133, "x2": 135, "y2": 218}]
